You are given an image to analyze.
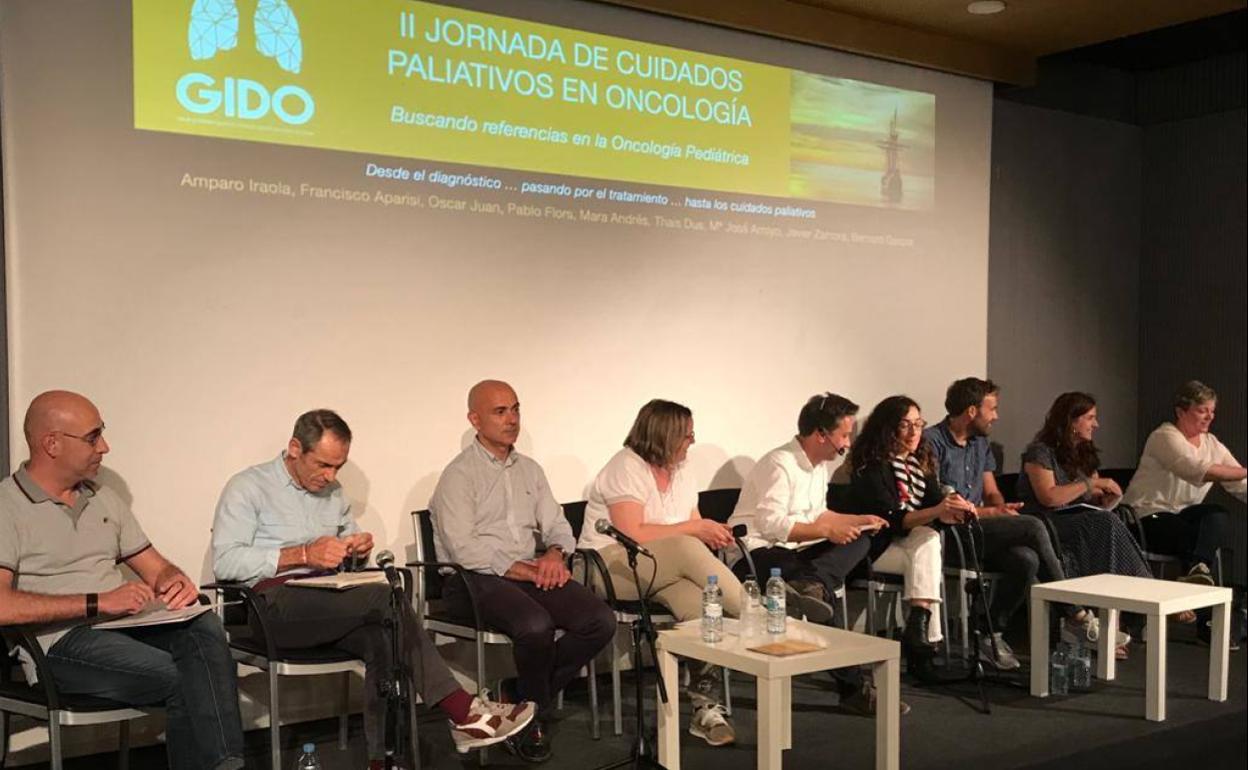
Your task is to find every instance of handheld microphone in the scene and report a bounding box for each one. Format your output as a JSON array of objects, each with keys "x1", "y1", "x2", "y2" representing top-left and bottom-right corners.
[
  {"x1": 594, "y1": 518, "x2": 654, "y2": 558},
  {"x1": 731, "y1": 524, "x2": 748, "y2": 540},
  {"x1": 940, "y1": 484, "x2": 972, "y2": 524},
  {"x1": 374, "y1": 549, "x2": 403, "y2": 592}
]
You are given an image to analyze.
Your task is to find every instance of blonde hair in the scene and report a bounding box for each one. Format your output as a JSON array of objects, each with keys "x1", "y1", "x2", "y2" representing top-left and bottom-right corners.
[{"x1": 624, "y1": 399, "x2": 692, "y2": 468}]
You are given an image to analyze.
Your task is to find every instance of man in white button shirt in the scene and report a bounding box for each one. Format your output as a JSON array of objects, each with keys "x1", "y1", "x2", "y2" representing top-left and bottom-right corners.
[{"x1": 728, "y1": 393, "x2": 897, "y2": 714}]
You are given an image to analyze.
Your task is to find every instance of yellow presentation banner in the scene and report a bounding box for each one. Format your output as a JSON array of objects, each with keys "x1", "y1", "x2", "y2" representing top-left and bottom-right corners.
[{"x1": 134, "y1": 0, "x2": 794, "y2": 196}]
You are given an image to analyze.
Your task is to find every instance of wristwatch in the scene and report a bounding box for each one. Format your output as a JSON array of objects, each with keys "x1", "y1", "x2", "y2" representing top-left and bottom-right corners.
[{"x1": 86, "y1": 593, "x2": 99, "y2": 618}]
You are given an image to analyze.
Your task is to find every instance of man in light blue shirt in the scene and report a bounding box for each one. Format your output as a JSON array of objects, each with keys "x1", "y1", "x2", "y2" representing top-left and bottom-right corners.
[{"x1": 211, "y1": 410, "x2": 534, "y2": 764}]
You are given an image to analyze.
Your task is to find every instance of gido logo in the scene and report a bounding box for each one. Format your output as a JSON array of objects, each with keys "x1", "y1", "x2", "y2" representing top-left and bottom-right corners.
[{"x1": 176, "y1": 73, "x2": 315, "y2": 125}]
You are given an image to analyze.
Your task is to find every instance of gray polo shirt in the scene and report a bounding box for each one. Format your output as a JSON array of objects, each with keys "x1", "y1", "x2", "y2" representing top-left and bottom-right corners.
[
  {"x1": 429, "y1": 440, "x2": 575, "y2": 577},
  {"x1": 0, "y1": 465, "x2": 151, "y2": 651}
]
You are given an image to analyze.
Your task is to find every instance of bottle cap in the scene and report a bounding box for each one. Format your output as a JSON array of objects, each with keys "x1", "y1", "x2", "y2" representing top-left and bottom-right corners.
[
  {"x1": 707, "y1": 575, "x2": 718, "y2": 584},
  {"x1": 770, "y1": 567, "x2": 782, "y2": 577},
  {"x1": 303, "y1": 743, "x2": 316, "y2": 753}
]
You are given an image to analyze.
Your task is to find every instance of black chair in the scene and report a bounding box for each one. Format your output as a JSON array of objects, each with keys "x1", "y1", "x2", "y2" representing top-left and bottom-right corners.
[
  {"x1": 2, "y1": 626, "x2": 153, "y2": 770},
  {"x1": 406, "y1": 507, "x2": 600, "y2": 758},
  {"x1": 201, "y1": 575, "x2": 394, "y2": 770}
]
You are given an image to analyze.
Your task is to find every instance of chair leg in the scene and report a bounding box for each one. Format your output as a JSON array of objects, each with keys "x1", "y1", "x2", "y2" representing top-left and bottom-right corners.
[
  {"x1": 476, "y1": 638, "x2": 488, "y2": 768},
  {"x1": 118, "y1": 719, "x2": 130, "y2": 770},
  {"x1": 339, "y1": 671, "x2": 350, "y2": 750},
  {"x1": 48, "y1": 713, "x2": 63, "y2": 770},
  {"x1": 588, "y1": 659, "x2": 600, "y2": 740},
  {"x1": 838, "y1": 591, "x2": 849, "y2": 630},
  {"x1": 612, "y1": 638, "x2": 623, "y2": 736},
  {"x1": 269, "y1": 667, "x2": 281, "y2": 770},
  {"x1": 722, "y1": 667, "x2": 733, "y2": 716},
  {"x1": 866, "y1": 587, "x2": 877, "y2": 636},
  {"x1": 556, "y1": 689, "x2": 564, "y2": 710},
  {"x1": 958, "y1": 573, "x2": 970, "y2": 659}
]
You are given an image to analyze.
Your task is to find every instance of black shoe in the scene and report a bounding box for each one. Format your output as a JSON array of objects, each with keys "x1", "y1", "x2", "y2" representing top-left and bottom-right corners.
[
  {"x1": 902, "y1": 607, "x2": 941, "y2": 682},
  {"x1": 505, "y1": 716, "x2": 552, "y2": 763}
]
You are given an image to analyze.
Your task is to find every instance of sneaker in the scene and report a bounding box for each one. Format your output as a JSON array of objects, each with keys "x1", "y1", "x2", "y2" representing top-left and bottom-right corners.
[
  {"x1": 978, "y1": 632, "x2": 1021, "y2": 671},
  {"x1": 1178, "y1": 563, "x2": 1215, "y2": 586},
  {"x1": 838, "y1": 679, "x2": 911, "y2": 716},
  {"x1": 1062, "y1": 614, "x2": 1130, "y2": 648},
  {"x1": 689, "y1": 703, "x2": 735, "y2": 746},
  {"x1": 450, "y1": 696, "x2": 536, "y2": 754},
  {"x1": 785, "y1": 582, "x2": 836, "y2": 625}
]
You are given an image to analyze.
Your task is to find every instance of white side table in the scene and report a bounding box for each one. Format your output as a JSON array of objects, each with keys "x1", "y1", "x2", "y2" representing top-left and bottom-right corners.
[
  {"x1": 656, "y1": 619, "x2": 900, "y2": 770},
  {"x1": 1029, "y1": 574, "x2": 1232, "y2": 721}
]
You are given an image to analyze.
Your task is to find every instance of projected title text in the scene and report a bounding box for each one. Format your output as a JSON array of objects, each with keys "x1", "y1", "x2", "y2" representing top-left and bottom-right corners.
[{"x1": 388, "y1": 12, "x2": 753, "y2": 128}]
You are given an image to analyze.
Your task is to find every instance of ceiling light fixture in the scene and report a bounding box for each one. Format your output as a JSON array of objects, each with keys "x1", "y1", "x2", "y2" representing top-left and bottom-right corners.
[{"x1": 967, "y1": 1, "x2": 1006, "y2": 14}]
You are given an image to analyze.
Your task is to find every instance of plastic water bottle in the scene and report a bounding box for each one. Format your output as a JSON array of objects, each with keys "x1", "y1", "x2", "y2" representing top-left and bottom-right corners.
[
  {"x1": 765, "y1": 568, "x2": 787, "y2": 635},
  {"x1": 701, "y1": 575, "x2": 724, "y2": 643},
  {"x1": 294, "y1": 743, "x2": 322, "y2": 770},
  {"x1": 740, "y1": 578, "x2": 763, "y2": 638},
  {"x1": 1049, "y1": 644, "x2": 1070, "y2": 696},
  {"x1": 1069, "y1": 640, "x2": 1092, "y2": 689}
]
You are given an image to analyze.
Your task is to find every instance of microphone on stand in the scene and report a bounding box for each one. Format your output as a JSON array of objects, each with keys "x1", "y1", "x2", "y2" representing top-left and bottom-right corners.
[
  {"x1": 374, "y1": 549, "x2": 403, "y2": 592},
  {"x1": 594, "y1": 518, "x2": 655, "y2": 558}
]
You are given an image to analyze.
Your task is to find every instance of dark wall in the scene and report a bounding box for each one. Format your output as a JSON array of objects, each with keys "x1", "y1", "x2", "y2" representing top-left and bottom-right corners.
[
  {"x1": 1137, "y1": 52, "x2": 1247, "y2": 579},
  {"x1": 987, "y1": 101, "x2": 1141, "y2": 471},
  {"x1": 990, "y1": 46, "x2": 1247, "y2": 579}
]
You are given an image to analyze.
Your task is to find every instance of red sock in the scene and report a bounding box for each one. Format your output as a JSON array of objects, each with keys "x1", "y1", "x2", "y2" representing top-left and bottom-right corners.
[{"x1": 438, "y1": 689, "x2": 474, "y2": 725}]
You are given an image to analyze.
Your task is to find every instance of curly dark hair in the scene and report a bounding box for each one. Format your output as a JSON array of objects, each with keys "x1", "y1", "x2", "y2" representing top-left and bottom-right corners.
[
  {"x1": 1034, "y1": 392, "x2": 1101, "y2": 477},
  {"x1": 848, "y1": 395, "x2": 935, "y2": 477}
]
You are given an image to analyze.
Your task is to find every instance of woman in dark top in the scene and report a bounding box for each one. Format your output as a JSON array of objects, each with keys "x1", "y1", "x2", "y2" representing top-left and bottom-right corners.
[
  {"x1": 849, "y1": 395, "x2": 974, "y2": 680},
  {"x1": 1019, "y1": 392, "x2": 1156, "y2": 652}
]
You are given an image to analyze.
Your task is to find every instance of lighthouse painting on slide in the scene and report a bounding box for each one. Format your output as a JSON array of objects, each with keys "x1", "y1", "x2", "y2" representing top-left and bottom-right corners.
[{"x1": 787, "y1": 73, "x2": 934, "y2": 210}]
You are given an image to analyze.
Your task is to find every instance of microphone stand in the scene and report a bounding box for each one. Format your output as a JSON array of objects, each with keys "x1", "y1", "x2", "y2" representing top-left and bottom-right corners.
[
  {"x1": 595, "y1": 546, "x2": 669, "y2": 770},
  {"x1": 380, "y1": 568, "x2": 419, "y2": 769}
]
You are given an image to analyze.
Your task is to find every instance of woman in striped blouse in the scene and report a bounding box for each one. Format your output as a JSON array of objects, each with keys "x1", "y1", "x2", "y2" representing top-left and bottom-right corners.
[{"x1": 848, "y1": 395, "x2": 974, "y2": 681}]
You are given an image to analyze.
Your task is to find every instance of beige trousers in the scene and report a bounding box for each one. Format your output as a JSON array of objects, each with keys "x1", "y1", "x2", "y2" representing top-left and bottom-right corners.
[{"x1": 593, "y1": 535, "x2": 743, "y2": 622}]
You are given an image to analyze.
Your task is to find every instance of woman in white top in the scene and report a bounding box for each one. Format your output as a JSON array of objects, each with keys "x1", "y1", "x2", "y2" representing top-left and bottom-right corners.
[
  {"x1": 578, "y1": 399, "x2": 743, "y2": 746},
  {"x1": 1123, "y1": 381, "x2": 1247, "y2": 585}
]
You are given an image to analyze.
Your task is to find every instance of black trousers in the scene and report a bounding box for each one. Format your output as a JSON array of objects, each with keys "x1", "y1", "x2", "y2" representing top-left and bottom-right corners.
[
  {"x1": 1140, "y1": 503, "x2": 1231, "y2": 572},
  {"x1": 444, "y1": 572, "x2": 616, "y2": 711},
  {"x1": 256, "y1": 583, "x2": 459, "y2": 760},
  {"x1": 735, "y1": 538, "x2": 871, "y2": 621},
  {"x1": 950, "y1": 515, "x2": 1066, "y2": 631},
  {"x1": 732, "y1": 539, "x2": 871, "y2": 696}
]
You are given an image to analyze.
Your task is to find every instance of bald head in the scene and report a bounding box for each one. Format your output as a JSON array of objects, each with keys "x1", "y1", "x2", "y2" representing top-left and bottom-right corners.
[
  {"x1": 23, "y1": 391, "x2": 100, "y2": 449},
  {"x1": 22, "y1": 390, "x2": 109, "y2": 486},
  {"x1": 467, "y1": 380, "x2": 516, "y2": 413},
  {"x1": 467, "y1": 380, "x2": 520, "y2": 457}
]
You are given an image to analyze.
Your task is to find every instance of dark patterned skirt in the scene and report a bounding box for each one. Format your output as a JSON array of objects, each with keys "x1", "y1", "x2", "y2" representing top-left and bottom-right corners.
[{"x1": 1049, "y1": 508, "x2": 1152, "y2": 579}]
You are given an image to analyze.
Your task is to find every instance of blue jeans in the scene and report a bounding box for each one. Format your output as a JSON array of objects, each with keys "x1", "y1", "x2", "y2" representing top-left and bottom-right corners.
[{"x1": 46, "y1": 612, "x2": 244, "y2": 770}]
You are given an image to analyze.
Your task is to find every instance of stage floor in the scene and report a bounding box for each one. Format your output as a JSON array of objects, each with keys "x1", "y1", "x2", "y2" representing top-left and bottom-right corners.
[{"x1": 34, "y1": 622, "x2": 1248, "y2": 769}]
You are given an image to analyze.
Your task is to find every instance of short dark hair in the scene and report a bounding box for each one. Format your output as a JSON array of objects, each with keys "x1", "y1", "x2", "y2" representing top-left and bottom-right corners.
[
  {"x1": 1173, "y1": 380, "x2": 1217, "y2": 412},
  {"x1": 291, "y1": 409, "x2": 352, "y2": 452},
  {"x1": 945, "y1": 377, "x2": 1000, "y2": 416},
  {"x1": 797, "y1": 393, "x2": 859, "y2": 437}
]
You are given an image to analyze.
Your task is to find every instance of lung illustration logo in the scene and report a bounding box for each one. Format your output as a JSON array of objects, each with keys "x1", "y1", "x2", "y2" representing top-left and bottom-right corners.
[{"x1": 188, "y1": 0, "x2": 303, "y2": 74}]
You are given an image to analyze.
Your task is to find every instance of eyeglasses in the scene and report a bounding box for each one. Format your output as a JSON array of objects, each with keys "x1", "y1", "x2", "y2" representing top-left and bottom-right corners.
[
  {"x1": 897, "y1": 419, "x2": 927, "y2": 434},
  {"x1": 56, "y1": 424, "x2": 106, "y2": 448}
]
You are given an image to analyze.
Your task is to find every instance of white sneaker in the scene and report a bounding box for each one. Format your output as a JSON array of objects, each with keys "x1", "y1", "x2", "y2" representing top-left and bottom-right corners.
[
  {"x1": 449, "y1": 696, "x2": 536, "y2": 754},
  {"x1": 1063, "y1": 614, "x2": 1130, "y2": 647},
  {"x1": 689, "y1": 703, "x2": 735, "y2": 747}
]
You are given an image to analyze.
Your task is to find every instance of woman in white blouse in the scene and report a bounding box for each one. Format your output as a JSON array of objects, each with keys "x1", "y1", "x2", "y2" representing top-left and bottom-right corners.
[
  {"x1": 1123, "y1": 380, "x2": 1247, "y2": 586},
  {"x1": 578, "y1": 399, "x2": 743, "y2": 747}
]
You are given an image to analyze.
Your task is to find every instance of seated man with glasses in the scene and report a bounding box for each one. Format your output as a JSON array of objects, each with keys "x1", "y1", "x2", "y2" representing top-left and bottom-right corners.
[
  {"x1": 211, "y1": 409, "x2": 535, "y2": 767},
  {"x1": 0, "y1": 391, "x2": 245, "y2": 770}
]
